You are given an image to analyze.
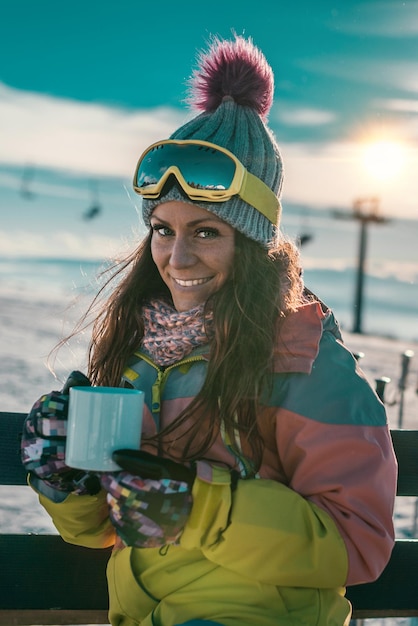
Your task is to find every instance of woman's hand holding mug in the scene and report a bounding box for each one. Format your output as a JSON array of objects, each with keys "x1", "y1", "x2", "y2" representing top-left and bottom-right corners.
[{"x1": 21, "y1": 371, "x2": 101, "y2": 496}]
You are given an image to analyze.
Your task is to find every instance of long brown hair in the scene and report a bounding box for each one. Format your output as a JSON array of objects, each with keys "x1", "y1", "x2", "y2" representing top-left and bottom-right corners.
[{"x1": 74, "y1": 229, "x2": 303, "y2": 470}]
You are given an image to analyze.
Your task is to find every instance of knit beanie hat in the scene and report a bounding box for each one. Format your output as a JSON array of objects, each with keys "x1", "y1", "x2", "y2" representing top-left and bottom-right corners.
[{"x1": 141, "y1": 35, "x2": 284, "y2": 247}]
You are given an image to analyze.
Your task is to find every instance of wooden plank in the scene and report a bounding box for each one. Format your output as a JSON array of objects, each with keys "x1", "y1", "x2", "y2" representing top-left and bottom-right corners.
[
  {"x1": 390, "y1": 429, "x2": 418, "y2": 496},
  {"x1": 0, "y1": 412, "x2": 27, "y2": 485},
  {"x1": 0, "y1": 535, "x2": 110, "y2": 611},
  {"x1": 0, "y1": 610, "x2": 109, "y2": 626},
  {"x1": 347, "y1": 539, "x2": 418, "y2": 617}
]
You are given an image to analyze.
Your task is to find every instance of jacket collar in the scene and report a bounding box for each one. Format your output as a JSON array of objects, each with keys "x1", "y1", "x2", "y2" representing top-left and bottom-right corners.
[{"x1": 273, "y1": 300, "x2": 330, "y2": 374}]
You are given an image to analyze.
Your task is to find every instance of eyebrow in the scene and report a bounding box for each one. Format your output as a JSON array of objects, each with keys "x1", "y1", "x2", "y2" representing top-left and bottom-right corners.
[{"x1": 150, "y1": 214, "x2": 224, "y2": 228}]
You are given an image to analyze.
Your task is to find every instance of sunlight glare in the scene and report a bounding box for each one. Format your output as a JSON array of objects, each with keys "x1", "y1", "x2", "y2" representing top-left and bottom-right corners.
[{"x1": 362, "y1": 140, "x2": 406, "y2": 182}]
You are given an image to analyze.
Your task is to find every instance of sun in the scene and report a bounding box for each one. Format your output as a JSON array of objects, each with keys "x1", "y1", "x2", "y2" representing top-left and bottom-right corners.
[{"x1": 361, "y1": 140, "x2": 406, "y2": 182}]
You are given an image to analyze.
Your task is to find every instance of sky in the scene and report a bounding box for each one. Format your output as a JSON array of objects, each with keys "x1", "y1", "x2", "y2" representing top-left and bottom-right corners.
[{"x1": 1, "y1": 0, "x2": 418, "y2": 260}]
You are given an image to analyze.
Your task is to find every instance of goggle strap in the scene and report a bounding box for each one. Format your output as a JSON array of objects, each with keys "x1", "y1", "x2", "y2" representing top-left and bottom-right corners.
[{"x1": 241, "y1": 170, "x2": 281, "y2": 226}]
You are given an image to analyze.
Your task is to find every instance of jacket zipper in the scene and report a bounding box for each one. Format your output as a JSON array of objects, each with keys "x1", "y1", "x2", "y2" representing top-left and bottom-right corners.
[{"x1": 132, "y1": 350, "x2": 207, "y2": 416}]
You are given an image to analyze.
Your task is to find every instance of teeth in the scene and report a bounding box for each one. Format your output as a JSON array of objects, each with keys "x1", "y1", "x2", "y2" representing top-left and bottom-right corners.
[{"x1": 174, "y1": 277, "x2": 211, "y2": 287}]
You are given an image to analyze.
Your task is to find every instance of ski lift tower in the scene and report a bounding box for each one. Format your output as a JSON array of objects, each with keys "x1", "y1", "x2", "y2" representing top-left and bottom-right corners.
[
  {"x1": 351, "y1": 197, "x2": 389, "y2": 334},
  {"x1": 334, "y1": 196, "x2": 390, "y2": 334}
]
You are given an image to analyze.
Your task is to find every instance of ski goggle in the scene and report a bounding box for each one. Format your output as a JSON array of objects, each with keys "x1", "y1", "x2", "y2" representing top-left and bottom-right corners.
[{"x1": 133, "y1": 139, "x2": 281, "y2": 225}]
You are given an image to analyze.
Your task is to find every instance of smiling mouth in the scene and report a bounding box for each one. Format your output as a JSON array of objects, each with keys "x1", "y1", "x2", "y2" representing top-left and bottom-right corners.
[{"x1": 173, "y1": 277, "x2": 212, "y2": 287}]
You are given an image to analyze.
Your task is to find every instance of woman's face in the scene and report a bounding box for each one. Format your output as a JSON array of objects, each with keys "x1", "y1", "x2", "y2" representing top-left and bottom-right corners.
[{"x1": 150, "y1": 201, "x2": 235, "y2": 312}]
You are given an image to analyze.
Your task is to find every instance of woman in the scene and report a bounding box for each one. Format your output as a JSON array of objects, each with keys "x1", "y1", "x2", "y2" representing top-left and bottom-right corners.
[{"x1": 21, "y1": 35, "x2": 397, "y2": 626}]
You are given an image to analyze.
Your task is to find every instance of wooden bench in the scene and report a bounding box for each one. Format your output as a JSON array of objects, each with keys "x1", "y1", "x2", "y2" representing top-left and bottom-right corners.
[{"x1": 1, "y1": 411, "x2": 417, "y2": 625}]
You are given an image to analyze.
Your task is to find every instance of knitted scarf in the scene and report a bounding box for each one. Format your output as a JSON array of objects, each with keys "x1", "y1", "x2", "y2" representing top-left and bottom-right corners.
[{"x1": 141, "y1": 299, "x2": 214, "y2": 367}]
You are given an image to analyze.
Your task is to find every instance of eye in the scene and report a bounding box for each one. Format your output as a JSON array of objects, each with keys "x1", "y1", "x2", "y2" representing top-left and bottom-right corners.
[
  {"x1": 152, "y1": 223, "x2": 173, "y2": 237},
  {"x1": 196, "y1": 227, "x2": 219, "y2": 239}
]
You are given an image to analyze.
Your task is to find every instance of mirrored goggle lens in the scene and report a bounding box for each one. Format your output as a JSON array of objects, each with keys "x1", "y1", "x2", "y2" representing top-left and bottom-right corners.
[{"x1": 136, "y1": 143, "x2": 237, "y2": 191}]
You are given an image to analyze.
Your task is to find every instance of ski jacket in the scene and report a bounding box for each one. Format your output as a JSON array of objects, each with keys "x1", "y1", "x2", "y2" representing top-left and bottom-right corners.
[{"x1": 34, "y1": 300, "x2": 397, "y2": 626}]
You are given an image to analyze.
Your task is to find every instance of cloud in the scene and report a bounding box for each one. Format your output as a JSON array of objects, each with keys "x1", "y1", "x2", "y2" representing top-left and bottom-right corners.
[
  {"x1": 380, "y1": 98, "x2": 418, "y2": 114},
  {"x1": 329, "y1": 1, "x2": 418, "y2": 37},
  {"x1": 299, "y1": 57, "x2": 418, "y2": 96},
  {"x1": 282, "y1": 140, "x2": 418, "y2": 219},
  {"x1": 375, "y1": 61, "x2": 418, "y2": 94},
  {"x1": 371, "y1": 98, "x2": 418, "y2": 140},
  {"x1": 0, "y1": 82, "x2": 185, "y2": 178},
  {"x1": 276, "y1": 106, "x2": 337, "y2": 127}
]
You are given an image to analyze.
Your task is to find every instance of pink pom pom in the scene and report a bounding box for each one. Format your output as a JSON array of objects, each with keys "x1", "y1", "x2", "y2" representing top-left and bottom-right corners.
[{"x1": 188, "y1": 35, "x2": 274, "y2": 120}]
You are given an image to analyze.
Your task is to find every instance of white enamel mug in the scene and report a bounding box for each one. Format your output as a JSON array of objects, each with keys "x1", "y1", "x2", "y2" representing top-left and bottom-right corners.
[{"x1": 66, "y1": 386, "x2": 144, "y2": 471}]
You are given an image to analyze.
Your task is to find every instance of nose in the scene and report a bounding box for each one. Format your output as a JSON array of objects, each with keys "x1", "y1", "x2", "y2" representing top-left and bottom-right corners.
[{"x1": 169, "y1": 235, "x2": 196, "y2": 268}]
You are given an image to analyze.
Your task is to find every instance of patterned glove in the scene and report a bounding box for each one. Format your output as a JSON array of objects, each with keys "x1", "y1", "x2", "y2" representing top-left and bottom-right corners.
[
  {"x1": 21, "y1": 371, "x2": 101, "y2": 496},
  {"x1": 100, "y1": 450, "x2": 194, "y2": 548}
]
